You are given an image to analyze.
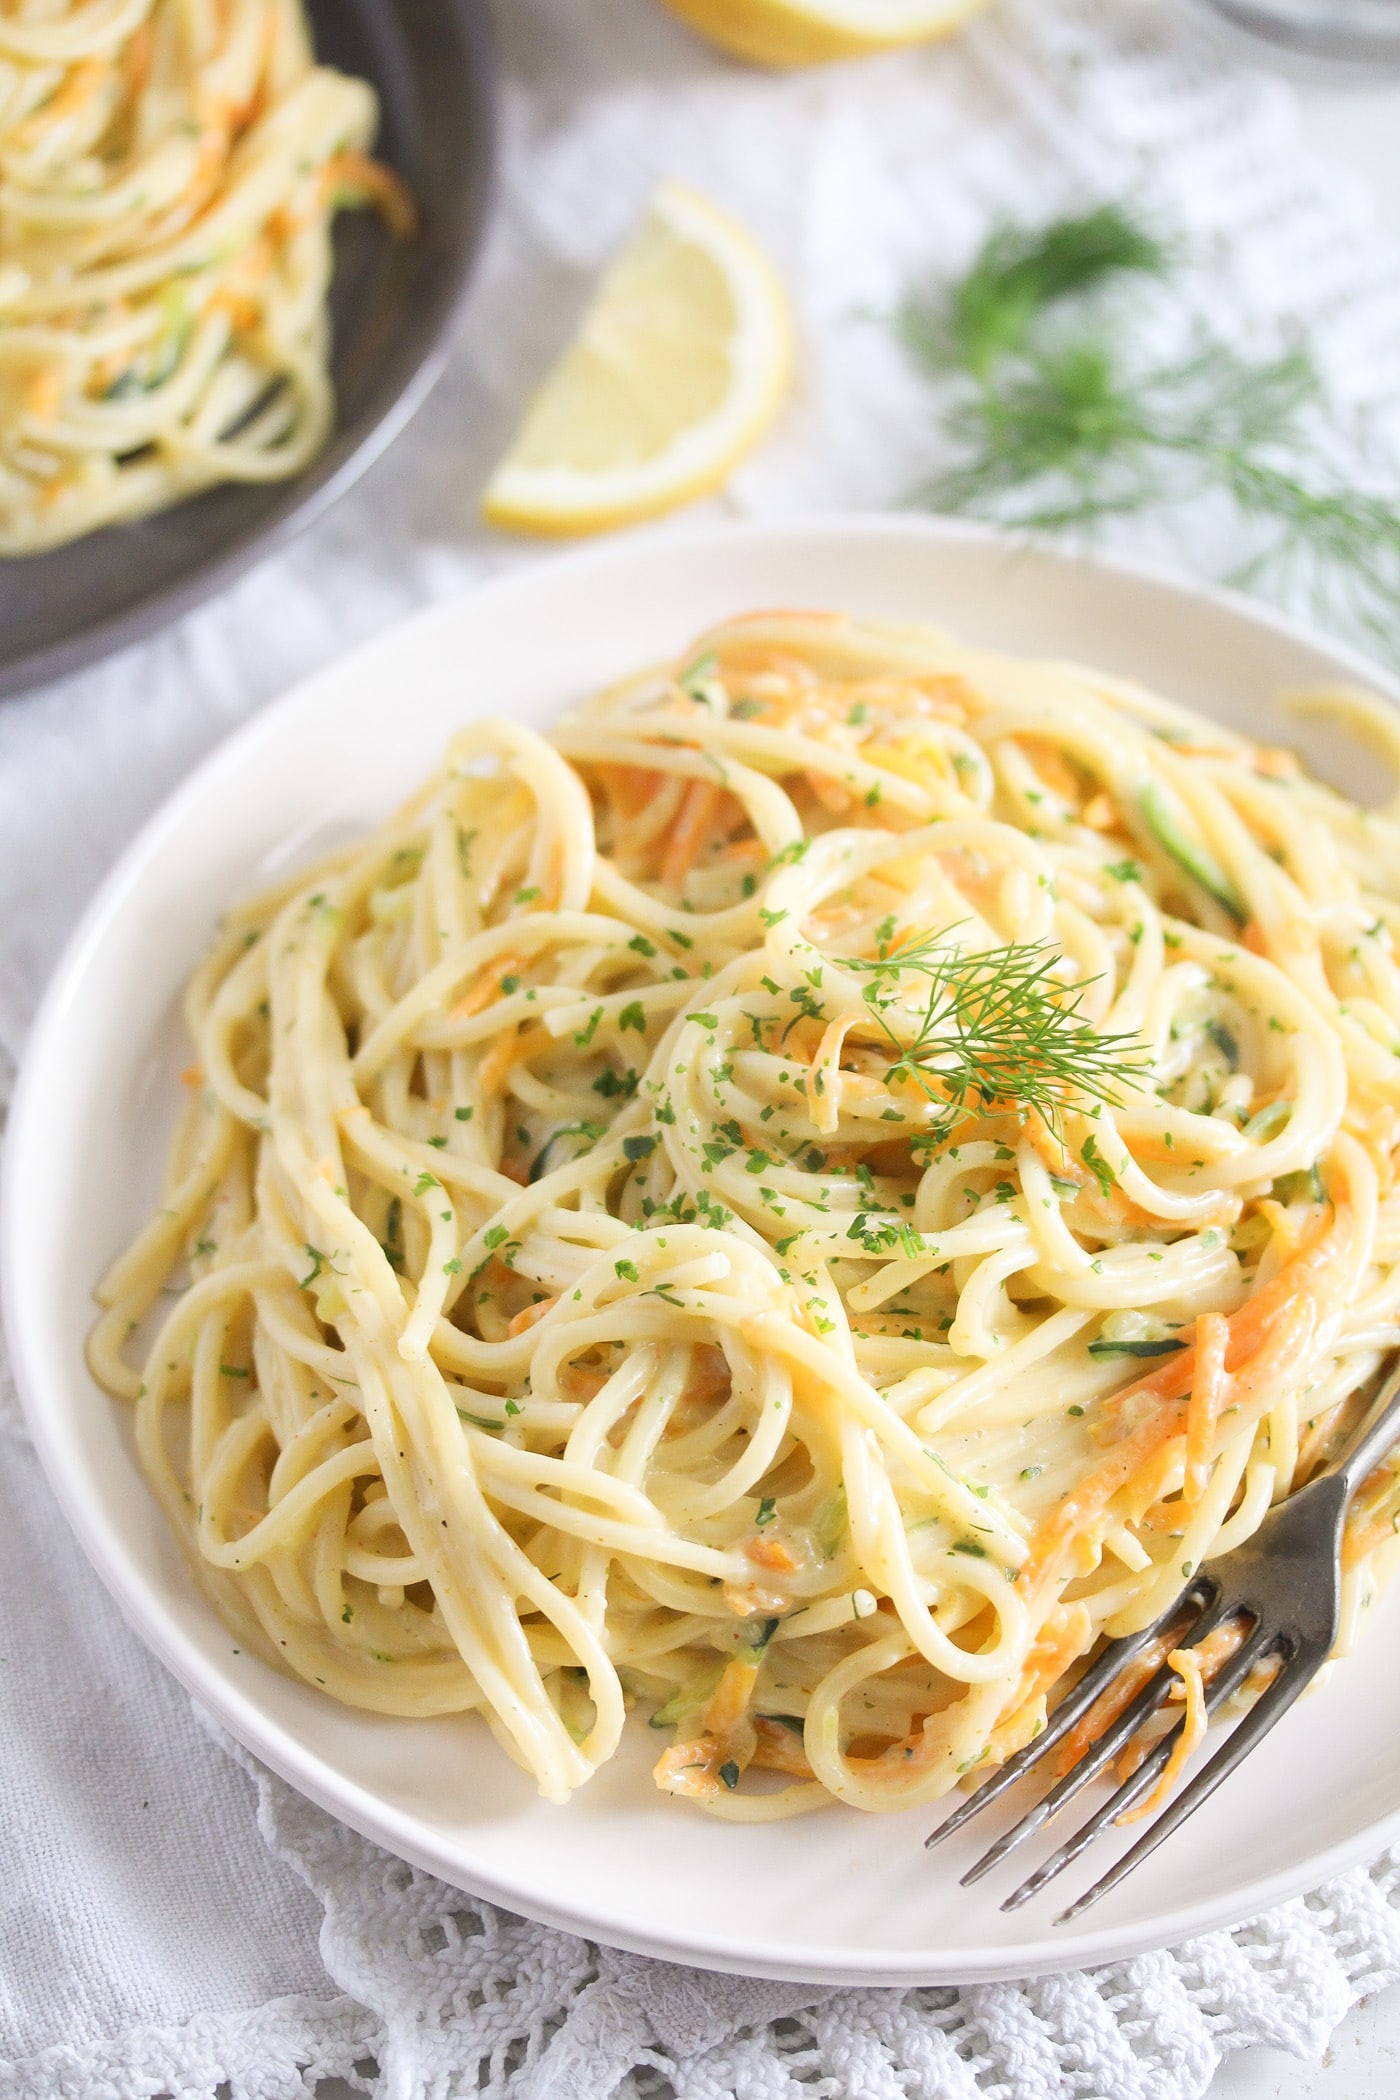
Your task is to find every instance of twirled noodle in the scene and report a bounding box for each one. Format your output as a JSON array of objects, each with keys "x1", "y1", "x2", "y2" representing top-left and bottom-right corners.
[
  {"x1": 0, "y1": 0, "x2": 412, "y2": 553},
  {"x1": 91, "y1": 611, "x2": 1400, "y2": 1815}
]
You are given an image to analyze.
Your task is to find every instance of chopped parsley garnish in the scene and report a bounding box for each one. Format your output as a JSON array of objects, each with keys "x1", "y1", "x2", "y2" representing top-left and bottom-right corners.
[
  {"x1": 1080, "y1": 1133, "x2": 1114, "y2": 1199},
  {"x1": 1088, "y1": 1337, "x2": 1186, "y2": 1360}
]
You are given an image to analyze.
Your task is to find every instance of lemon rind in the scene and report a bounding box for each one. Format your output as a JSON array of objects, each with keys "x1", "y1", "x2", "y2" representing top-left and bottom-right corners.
[{"x1": 483, "y1": 182, "x2": 793, "y2": 539}]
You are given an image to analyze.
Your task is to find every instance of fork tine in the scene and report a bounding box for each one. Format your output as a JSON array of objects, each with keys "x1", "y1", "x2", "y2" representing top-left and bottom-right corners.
[
  {"x1": 957, "y1": 1591, "x2": 1232, "y2": 1888},
  {"x1": 925, "y1": 1587, "x2": 1208, "y2": 1855},
  {"x1": 999, "y1": 1622, "x2": 1278, "y2": 1913},
  {"x1": 1053, "y1": 1645, "x2": 1310, "y2": 1924}
]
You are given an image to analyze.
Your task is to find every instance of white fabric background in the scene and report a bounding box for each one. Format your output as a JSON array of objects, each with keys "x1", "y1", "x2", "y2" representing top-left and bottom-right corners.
[{"x1": 5, "y1": 0, "x2": 1400, "y2": 2093}]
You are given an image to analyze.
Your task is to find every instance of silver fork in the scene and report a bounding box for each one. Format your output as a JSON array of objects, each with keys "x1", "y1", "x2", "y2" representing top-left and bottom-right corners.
[{"x1": 925, "y1": 1354, "x2": 1400, "y2": 1922}]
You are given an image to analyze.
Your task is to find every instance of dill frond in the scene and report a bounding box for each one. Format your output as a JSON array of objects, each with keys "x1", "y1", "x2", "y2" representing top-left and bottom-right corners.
[
  {"x1": 1219, "y1": 457, "x2": 1400, "y2": 656},
  {"x1": 899, "y1": 207, "x2": 1400, "y2": 660},
  {"x1": 929, "y1": 340, "x2": 1158, "y2": 516},
  {"x1": 900, "y1": 205, "x2": 1168, "y2": 382},
  {"x1": 840, "y1": 930, "x2": 1148, "y2": 1144}
]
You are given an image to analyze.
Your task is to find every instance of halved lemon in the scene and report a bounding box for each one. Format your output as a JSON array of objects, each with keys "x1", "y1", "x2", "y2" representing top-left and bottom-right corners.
[
  {"x1": 656, "y1": 0, "x2": 987, "y2": 66},
  {"x1": 482, "y1": 183, "x2": 792, "y2": 537}
]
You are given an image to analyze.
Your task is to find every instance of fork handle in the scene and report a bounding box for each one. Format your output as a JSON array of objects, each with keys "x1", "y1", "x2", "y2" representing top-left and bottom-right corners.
[{"x1": 1329, "y1": 1352, "x2": 1400, "y2": 1499}]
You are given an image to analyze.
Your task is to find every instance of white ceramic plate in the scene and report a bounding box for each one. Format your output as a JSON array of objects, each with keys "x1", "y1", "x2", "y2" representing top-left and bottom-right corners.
[{"x1": 9, "y1": 517, "x2": 1400, "y2": 1988}]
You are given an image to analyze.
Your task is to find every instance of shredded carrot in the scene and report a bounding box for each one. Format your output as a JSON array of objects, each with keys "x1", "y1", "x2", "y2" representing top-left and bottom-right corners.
[
  {"x1": 1101, "y1": 1201, "x2": 1344, "y2": 1434},
  {"x1": 1254, "y1": 1196, "x2": 1299, "y2": 1256},
  {"x1": 558, "y1": 1363, "x2": 609, "y2": 1402},
  {"x1": 475, "y1": 1030, "x2": 519, "y2": 1100},
  {"x1": 1342, "y1": 1480, "x2": 1400, "y2": 1569},
  {"x1": 747, "y1": 1535, "x2": 799, "y2": 1575},
  {"x1": 180, "y1": 1062, "x2": 204, "y2": 1088},
  {"x1": 804, "y1": 769, "x2": 854, "y2": 815},
  {"x1": 451, "y1": 957, "x2": 523, "y2": 1023},
  {"x1": 651, "y1": 1654, "x2": 770, "y2": 1797},
  {"x1": 1027, "y1": 1293, "x2": 1315, "y2": 1597},
  {"x1": 1254, "y1": 747, "x2": 1300, "y2": 780},
  {"x1": 1117, "y1": 1646, "x2": 1207, "y2": 1822},
  {"x1": 806, "y1": 1013, "x2": 857, "y2": 1131},
  {"x1": 25, "y1": 363, "x2": 64, "y2": 419},
  {"x1": 1054, "y1": 1624, "x2": 1180, "y2": 1778},
  {"x1": 661, "y1": 781, "x2": 722, "y2": 889},
  {"x1": 319, "y1": 151, "x2": 418, "y2": 239},
  {"x1": 705, "y1": 1656, "x2": 761, "y2": 1736},
  {"x1": 187, "y1": 120, "x2": 233, "y2": 208},
  {"x1": 123, "y1": 21, "x2": 153, "y2": 101},
  {"x1": 14, "y1": 58, "x2": 104, "y2": 145},
  {"x1": 1064, "y1": 1616, "x2": 1247, "y2": 1787},
  {"x1": 1019, "y1": 737, "x2": 1084, "y2": 804},
  {"x1": 652, "y1": 1736, "x2": 726, "y2": 1800},
  {"x1": 1020, "y1": 1207, "x2": 1350, "y2": 1599},
  {"x1": 984, "y1": 1602, "x2": 1092, "y2": 1766},
  {"x1": 89, "y1": 349, "x2": 126, "y2": 395},
  {"x1": 1190, "y1": 1616, "x2": 1249, "y2": 1681},
  {"x1": 858, "y1": 739, "x2": 944, "y2": 801},
  {"x1": 1184, "y1": 1312, "x2": 1230, "y2": 1505},
  {"x1": 594, "y1": 764, "x2": 663, "y2": 820},
  {"x1": 507, "y1": 1296, "x2": 557, "y2": 1337},
  {"x1": 750, "y1": 1717, "x2": 812, "y2": 1776},
  {"x1": 684, "y1": 1343, "x2": 731, "y2": 1400},
  {"x1": 1081, "y1": 792, "x2": 1118, "y2": 831},
  {"x1": 544, "y1": 842, "x2": 565, "y2": 909},
  {"x1": 226, "y1": 5, "x2": 277, "y2": 131}
]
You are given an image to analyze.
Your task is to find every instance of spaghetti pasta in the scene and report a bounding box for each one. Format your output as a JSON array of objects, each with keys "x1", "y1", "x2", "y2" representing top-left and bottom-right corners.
[
  {"x1": 0, "y1": 0, "x2": 412, "y2": 553},
  {"x1": 90, "y1": 611, "x2": 1400, "y2": 1815}
]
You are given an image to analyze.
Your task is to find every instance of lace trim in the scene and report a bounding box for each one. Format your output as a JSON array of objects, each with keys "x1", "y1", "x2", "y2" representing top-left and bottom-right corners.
[
  {"x1": 204, "y1": 1721, "x2": 1400, "y2": 2100},
  {"x1": 0, "y1": 1997, "x2": 379, "y2": 2100}
]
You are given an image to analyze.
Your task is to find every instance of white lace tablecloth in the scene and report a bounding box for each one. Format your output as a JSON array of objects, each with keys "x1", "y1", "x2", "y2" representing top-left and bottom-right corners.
[{"x1": 5, "y1": 1, "x2": 1400, "y2": 2094}]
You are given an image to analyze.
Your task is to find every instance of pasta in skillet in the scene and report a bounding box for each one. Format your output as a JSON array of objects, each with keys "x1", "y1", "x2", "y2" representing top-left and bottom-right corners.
[
  {"x1": 0, "y1": 0, "x2": 412, "y2": 553},
  {"x1": 91, "y1": 611, "x2": 1400, "y2": 1816}
]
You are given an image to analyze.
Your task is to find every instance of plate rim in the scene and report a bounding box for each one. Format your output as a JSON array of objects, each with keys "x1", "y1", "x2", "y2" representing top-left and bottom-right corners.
[
  {"x1": 9, "y1": 512, "x2": 1400, "y2": 1987},
  {"x1": 0, "y1": 0, "x2": 497, "y2": 706}
]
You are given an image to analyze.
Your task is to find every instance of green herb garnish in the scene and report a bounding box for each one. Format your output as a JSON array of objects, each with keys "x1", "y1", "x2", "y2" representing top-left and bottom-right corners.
[
  {"x1": 1088, "y1": 1338, "x2": 1186, "y2": 1360},
  {"x1": 839, "y1": 929, "x2": 1145, "y2": 1144},
  {"x1": 899, "y1": 204, "x2": 1400, "y2": 657}
]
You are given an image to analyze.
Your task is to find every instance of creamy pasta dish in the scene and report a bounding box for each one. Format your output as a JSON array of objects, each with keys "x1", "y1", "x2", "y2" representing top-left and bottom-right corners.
[
  {"x1": 91, "y1": 610, "x2": 1400, "y2": 1818},
  {"x1": 0, "y1": 0, "x2": 411, "y2": 554}
]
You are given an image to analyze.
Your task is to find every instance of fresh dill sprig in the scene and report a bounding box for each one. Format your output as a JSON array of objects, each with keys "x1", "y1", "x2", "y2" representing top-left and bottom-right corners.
[
  {"x1": 840, "y1": 929, "x2": 1148, "y2": 1143},
  {"x1": 899, "y1": 205, "x2": 1168, "y2": 382},
  {"x1": 898, "y1": 206, "x2": 1400, "y2": 659}
]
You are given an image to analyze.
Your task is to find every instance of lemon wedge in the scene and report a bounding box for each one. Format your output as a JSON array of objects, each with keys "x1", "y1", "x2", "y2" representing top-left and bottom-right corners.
[
  {"x1": 656, "y1": 0, "x2": 986, "y2": 66},
  {"x1": 482, "y1": 183, "x2": 792, "y2": 537}
]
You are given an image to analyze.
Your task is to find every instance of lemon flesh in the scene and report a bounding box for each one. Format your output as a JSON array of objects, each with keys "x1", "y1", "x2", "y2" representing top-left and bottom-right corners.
[
  {"x1": 483, "y1": 183, "x2": 792, "y2": 537},
  {"x1": 656, "y1": 0, "x2": 987, "y2": 66}
]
